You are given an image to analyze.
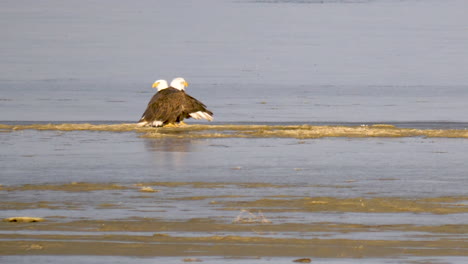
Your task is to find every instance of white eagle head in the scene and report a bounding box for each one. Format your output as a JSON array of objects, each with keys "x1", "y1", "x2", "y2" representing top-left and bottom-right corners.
[
  {"x1": 152, "y1": 79, "x2": 169, "y2": 91},
  {"x1": 170, "y1": 77, "x2": 189, "y2": 91}
]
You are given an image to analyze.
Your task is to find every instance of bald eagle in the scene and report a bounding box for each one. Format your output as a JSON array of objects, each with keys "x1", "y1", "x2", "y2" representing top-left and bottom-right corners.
[{"x1": 137, "y1": 77, "x2": 213, "y2": 127}]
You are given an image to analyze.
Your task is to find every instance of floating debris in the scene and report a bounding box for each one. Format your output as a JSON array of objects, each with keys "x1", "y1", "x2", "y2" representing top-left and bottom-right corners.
[
  {"x1": 153, "y1": 233, "x2": 170, "y2": 238},
  {"x1": 293, "y1": 258, "x2": 312, "y2": 263},
  {"x1": 26, "y1": 244, "x2": 44, "y2": 251},
  {"x1": 183, "y1": 258, "x2": 203, "y2": 262},
  {"x1": 233, "y1": 210, "x2": 271, "y2": 224},
  {"x1": 139, "y1": 186, "x2": 159, "y2": 193},
  {"x1": 4, "y1": 217, "x2": 45, "y2": 223}
]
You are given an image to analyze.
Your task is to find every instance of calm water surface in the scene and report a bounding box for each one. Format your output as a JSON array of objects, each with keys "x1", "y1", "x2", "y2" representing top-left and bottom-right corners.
[{"x1": 1, "y1": 0, "x2": 468, "y2": 123}]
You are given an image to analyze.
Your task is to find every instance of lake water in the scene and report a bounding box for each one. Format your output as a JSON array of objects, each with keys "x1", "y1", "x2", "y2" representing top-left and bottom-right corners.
[{"x1": 1, "y1": 0, "x2": 468, "y2": 263}]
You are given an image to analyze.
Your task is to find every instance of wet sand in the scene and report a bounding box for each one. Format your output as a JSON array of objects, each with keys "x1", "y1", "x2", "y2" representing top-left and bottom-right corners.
[
  {"x1": 1, "y1": 181, "x2": 468, "y2": 259},
  {"x1": 1, "y1": 122, "x2": 467, "y2": 138}
]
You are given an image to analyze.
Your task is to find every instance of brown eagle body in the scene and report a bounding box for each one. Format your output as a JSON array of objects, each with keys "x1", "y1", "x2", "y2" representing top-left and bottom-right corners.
[{"x1": 139, "y1": 87, "x2": 213, "y2": 127}]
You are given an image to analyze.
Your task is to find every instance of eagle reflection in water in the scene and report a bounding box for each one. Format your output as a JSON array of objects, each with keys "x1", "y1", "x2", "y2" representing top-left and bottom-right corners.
[{"x1": 143, "y1": 138, "x2": 201, "y2": 169}]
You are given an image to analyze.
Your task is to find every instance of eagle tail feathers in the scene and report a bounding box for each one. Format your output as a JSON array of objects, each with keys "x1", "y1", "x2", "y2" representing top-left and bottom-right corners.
[{"x1": 189, "y1": 111, "x2": 213, "y2": 121}]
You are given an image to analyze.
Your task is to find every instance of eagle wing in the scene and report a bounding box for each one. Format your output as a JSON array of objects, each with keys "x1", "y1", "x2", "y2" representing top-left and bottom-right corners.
[
  {"x1": 139, "y1": 88, "x2": 185, "y2": 125},
  {"x1": 181, "y1": 92, "x2": 213, "y2": 121},
  {"x1": 139, "y1": 92, "x2": 161, "y2": 122}
]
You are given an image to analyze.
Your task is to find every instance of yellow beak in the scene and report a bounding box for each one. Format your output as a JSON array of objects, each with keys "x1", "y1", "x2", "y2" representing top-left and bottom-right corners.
[
  {"x1": 152, "y1": 82, "x2": 159, "y2": 88},
  {"x1": 184, "y1": 81, "x2": 189, "y2": 87}
]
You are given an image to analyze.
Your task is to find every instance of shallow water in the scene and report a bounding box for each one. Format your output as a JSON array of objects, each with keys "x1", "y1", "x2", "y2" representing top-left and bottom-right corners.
[
  {"x1": 2, "y1": 256, "x2": 468, "y2": 264},
  {"x1": 1, "y1": 128, "x2": 468, "y2": 262},
  {"x1": 1, "y1": 126, "x2": 467, "y2": 190},
  {"x1": 1, "y1": 0, "x2": 468, "y2": 263}
]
